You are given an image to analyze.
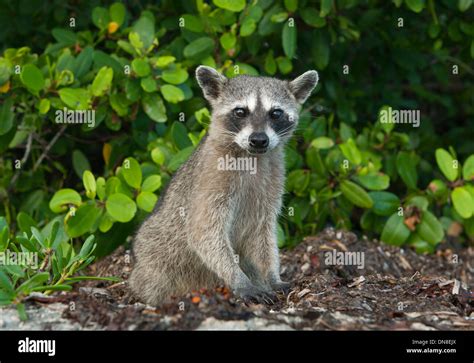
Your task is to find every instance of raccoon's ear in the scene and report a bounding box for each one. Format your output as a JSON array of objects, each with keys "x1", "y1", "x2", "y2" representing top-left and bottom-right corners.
[
  {"x1": 195, "y1": 65, "x2": 227, "y2": 101},
  {"x1": 289, "y1": 70, "x2": 319, "y2": 104}
]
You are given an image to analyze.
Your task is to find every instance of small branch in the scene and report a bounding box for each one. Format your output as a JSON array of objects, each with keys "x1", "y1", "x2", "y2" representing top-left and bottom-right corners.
[{"x1": 32, "y1": 125, "x2": 67, "y2": 173}]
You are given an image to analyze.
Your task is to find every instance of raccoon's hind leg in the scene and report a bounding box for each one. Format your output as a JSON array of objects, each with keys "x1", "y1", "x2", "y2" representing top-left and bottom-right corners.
[{"x1": 128, "y1": 261, "x2": 178, "y2": 306}]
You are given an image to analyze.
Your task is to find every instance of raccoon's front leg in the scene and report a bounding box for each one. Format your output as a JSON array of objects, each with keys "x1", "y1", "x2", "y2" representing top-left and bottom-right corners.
[
  {"x1": 186, "y1": 198, "x2": 275, "y2": 303},
  {"x1": 241, "y1": 219, "x2": 290, "y2": 293}
]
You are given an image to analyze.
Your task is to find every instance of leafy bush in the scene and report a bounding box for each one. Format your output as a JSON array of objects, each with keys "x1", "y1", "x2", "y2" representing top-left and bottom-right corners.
[
  {"x1": 0, "y1": 0, "x2": 473, "y2": 277},
  {"x1": 0, "y1": 216, "x2": 117, "y2": 318}
]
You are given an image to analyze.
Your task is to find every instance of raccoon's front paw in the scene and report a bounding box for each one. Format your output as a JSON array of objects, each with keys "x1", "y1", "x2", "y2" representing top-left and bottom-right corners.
[
  {"x1": 270, "y1": 280, "x2": 292, "y2": 294},
  {"x1": 233, "y1": 285, "x2": 276, "y2": 305}
]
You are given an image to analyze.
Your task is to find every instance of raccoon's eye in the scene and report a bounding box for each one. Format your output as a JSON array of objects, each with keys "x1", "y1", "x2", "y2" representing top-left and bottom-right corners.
[
  {"x1": 233, "y1": 107, "x2": 248, "y2": 118},
  {"x1": 270, "y1": 109, "x2": 284, "y2": 120}
]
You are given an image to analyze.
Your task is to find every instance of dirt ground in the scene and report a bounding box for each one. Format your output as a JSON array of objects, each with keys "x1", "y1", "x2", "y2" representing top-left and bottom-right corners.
[{"x1": 23, "y1": 228, "x2": 474, "y2": 330}]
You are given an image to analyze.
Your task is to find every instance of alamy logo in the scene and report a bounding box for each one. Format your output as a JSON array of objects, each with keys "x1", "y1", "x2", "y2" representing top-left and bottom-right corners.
[
  {"x1": 324, "y1": 250, "x2": 365, "y2": 270},
  {"x1": 18, "y1": 338, "x2": 56, "y2": 356},
  {"x1": 0, "y1": 250, "x2": 38, "y2": 269},
  {"x1": 55, "y1": 107, "x2": 95, "y2": 128},
  {"x1": 217, "y1": 155, "x2": 257, "y2": 175},
  {"x1": 379, "y1": 106, "x2": 420, "y2": 128}
]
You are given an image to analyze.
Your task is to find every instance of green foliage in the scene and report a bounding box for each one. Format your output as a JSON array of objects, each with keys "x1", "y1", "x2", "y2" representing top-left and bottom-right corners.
[
  {"x1": 0, "y1": 217, "x2": 118, "y2": 319},
  {"x1": 0, "y1": 0, "x2": 473, "y2": 278}
]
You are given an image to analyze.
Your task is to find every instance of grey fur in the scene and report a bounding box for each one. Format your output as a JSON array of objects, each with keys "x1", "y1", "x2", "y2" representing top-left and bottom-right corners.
[{"x1": 129, "y1": 66, "x2": 318, "y2": 305}]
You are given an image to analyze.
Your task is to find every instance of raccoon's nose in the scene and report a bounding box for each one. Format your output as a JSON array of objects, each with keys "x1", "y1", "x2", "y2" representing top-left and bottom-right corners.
[{"x1": 249, "y1": 132, "x2": 269, "y2": 148}]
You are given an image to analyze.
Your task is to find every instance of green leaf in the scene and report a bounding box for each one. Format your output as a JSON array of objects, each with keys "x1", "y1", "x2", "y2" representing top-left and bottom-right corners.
[
  {"x1": 271, "y1": 12, "x2": 289, "y2": 23},
  {"x1": 137, "y1": 191, "x2": 158, "y2": 212},
  {"x1": 122, "y1": 157, "x2": 142, "y2": 189},
  {"x1": 31, "y1": 284, "x2": 73, "y2": 292},
  {"x1": 408, "y1": 233, "x2": 435, "y2": 254},
  {"x1": 17, "y1": 303, "x2": 27, "y2": 321},
  {"x1": 132, "y1": 14, "x2": 155, "y2": 49},
  {"x1": 340, "y1": 180, "x2": 373, "y2": 208},
  {"x1": 99, "y1": 213, "x2": 114, "y2": 233},
  {"x1": 181, "y1": 14, "x2": 204, "y2": 32},
  {"x1": 74, "y1": 46, "x2": 94, "y2": 79},
  {"x1": 405, "y1": 195, "x2": 429, "y2": 211},
  {"x1": 310, "y1": 137, "x2": 334, "y2": 149},
  {"x1": 320, "y1": 0, "x2": 332, "y2": 17},
  {"x1": 355, "y1": 172, "x2": 390, "y2": 191},
  {"x1": 140, "y1": 77, "x2": 157, "y2": 93},
  {"x1": 428, "y1": 179, "x2": 448, "y2": 200},
  {"x1": 141, "y1": 175, "x2": 162, "y2": 192},
  {"x1": 240, "y1": 18, "x2": 257, "y2": 37},
  {"x1": 405, "y1": 0, "x2": 425, "y2": 13},
  {"x1": 0, "y1": 58, "x2": 12, "y2": 85},
  {"x1": 117, "y1": 40, "x2": 137, "y2": 56},
  {"x1": 435, "y1": 148, "x2": 458, "y2": 182},
  {"x1": 276, "y1": 57, "x2": 293, "y2": 74},
  {"x1": 96, "y1": 177, "x2": 106, "y2": 200},
  {"x1": 220, "y1": 32, "x2": 237, "y2": 49},
  {"x1": 92, "y1": 7, "x2": 109, "y2": 30},
  {"x1": 83, "y1": 170, "x2": 96, "y2": 199},
  {"x1": 72, "y1": 149, "x2": 91, "y2": 179},
  {"x1": 339, "y1": 138, "x2": 361, "y2": 165},
  {"x1": 287, "y1": 170, "x2": 310, "y2": 195},
  {"x1": 381, "y1": 213, "x2": 410, "y2": 246},
  {"x1": 162, "y1": 67, "x2": 188, "y2": 85},
  {"x1": 66, "y1": 203, "x2": 102, "y2": 238},
  {"x1": 459, "y1": 0, "x2": 473, "y2": 11},
  {"x1": 0, "y1": 98, "x2": 14, "y2": 136},
  {"x1": 168, "y1": 146, "x2": 194, "y2": 172},
  {"x1": 132, "y1": 58, "x2": 151, "y2": 77},
  {"x1": 300, "y1": 8, "x2": 326, "y2": 28},
  {"x1": 183, "y1": 37, "x2": 215, "y2": 59},
  {"x1": 79, "y1": 235, "x2": 96, "y2": 258},
  {"x1": 109, "y1": 93, "x2": 130, "y2": 115},
  {"x1": 462, "y1": 155, "x2": 474, "y2": 181},
  {"x1": 17, "y1": 212, "x2": 37, "y2": 235},
  {"x1": 17, "y1": 272, "x2": 50, "y2": 293},
  {"x1": 52, "y1": 28, "x2": 77, "y2": 45},
  {"x1": 38, "y1": 99, "x2": 50, "y2": 114},
  {"x1": 109, "y1": 3, "x2": 126, "y2": 26},
  {"x1": 151, "y1": 147, "x2": 166, "y2": 166},
  {"x1": 306, "y1": 147, "x2": 327, "y2": 176},
  {"x1": 264, "y1": 51, "x2": 277, "y2": 75},
  {"x1": 451, "y1": 187, "x2": 474, "y2": 219},
  {"x1": 369, "y1": 192, "x2": 400, "y2": 216},
  {"x1": 106, "y1": 194, "x2": 137, "y2": 222},
  {"x1": 0, "y1": 271, "x2": 14, "y2": 293},
  {"x1": 91, "y1": 66, "x2": 113, "y2": 96},
  {"x1": 125, "y1": 79, "x2": 141, "y2": 101},
  {"x1": 49, "y1": 189, "x2": 82, "y2": 213},
  {"x1": 416, "y1": 210, "x2": 444, "y2": 245},
  {"x1": 284, "y1": 0, "x2": 298, "y2": 11},
  {"x1": 213, "y1": 0, "x2": 246, "y2": 12},
  {"x1": 142, "y1": 93, "x2": 167, "y2": 122},
  {"x1": 170, "y1": 121, "x2": 192, "y2": 149},
  {"x1": 58, "y1": 88, "x2": 90, "y2": 110},
  {"x1": 377, "y1": 105, "x2": 395, "y2": 133},
  {"x1": 161, "y1": 85, "x2": 185, "y2": 104},
  {"x1": 396, "y1": 151, "x2": 418, "y2": 189},
  {"x1": 282, "y1": 22, "x2": 297, "y2": 59},
  {"x1": 312, "y1": 31, "x2": 329, "y2": 69},
  {"x1": 20, "y1": 64, "x2": 45, "y2": 92},
  {"x1": 155, "y1": 56, "x2": 176, "y2": 68}
]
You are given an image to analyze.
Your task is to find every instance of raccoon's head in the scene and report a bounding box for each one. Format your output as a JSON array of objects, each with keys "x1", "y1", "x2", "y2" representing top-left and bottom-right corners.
[{"x1": 196, "y1": 66, "x2": 318, "y2": 155}]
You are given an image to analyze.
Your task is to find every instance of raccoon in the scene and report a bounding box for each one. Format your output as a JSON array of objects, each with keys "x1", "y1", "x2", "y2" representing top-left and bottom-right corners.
[{"x1": 129, "y1": 66, "x2": 319, "y2": 305}]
